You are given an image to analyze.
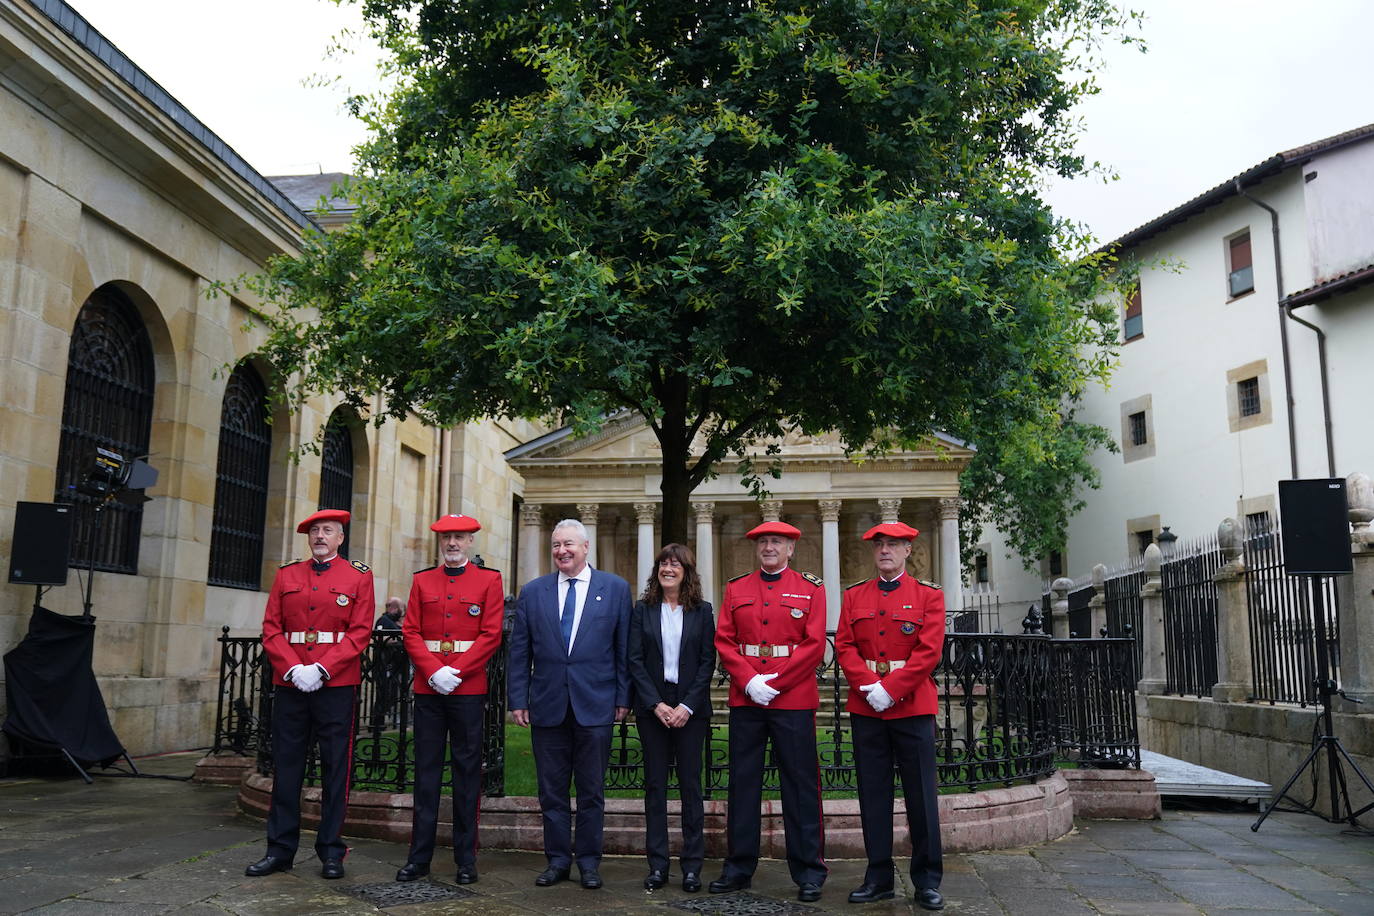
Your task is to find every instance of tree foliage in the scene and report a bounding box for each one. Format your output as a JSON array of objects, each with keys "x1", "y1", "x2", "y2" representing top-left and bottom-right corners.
[{"x1": 251, "y1": 0, "x2": 1136, "y2": 558}]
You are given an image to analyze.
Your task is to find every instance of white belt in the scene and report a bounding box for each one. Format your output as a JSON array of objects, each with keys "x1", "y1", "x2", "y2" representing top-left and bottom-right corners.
[
  {"x1": 865, "y1": 658, "x2": 906, "y2": 674},
  {"x1": 739, "y1": 643, "x2": 794, "y2": 658},
  {"x1": 287, "y1": 631, "x2": 343, "y2": 645},
  {"x1": 425, "y1": 639, "x2": 474, "y2": 653}
]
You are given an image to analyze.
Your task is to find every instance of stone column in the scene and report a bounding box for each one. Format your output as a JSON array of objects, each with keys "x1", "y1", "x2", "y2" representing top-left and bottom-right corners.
[
  {"x1": 759, "y1": 500, "x2": 784, "y2": 523},
  {"x1": 1050, "y1": 577, "x2": 1073, "y2": 640},
  {"x1": 1212, "y1": 518, "x2": 1253, "y2": 703},
  {"x1": 635, "y1": 502, "x2": 658, "y2": 592},
  {"x1": 577, "y1": 502, "x2": 600, "y2": 568},
  {"x1": 937, "y1": 497, "x2": 963, "y2": 599},
  {"x1": 519, "y1": 503, "x2": 544, "y2": 587},
  {"x1": 1089, "y1": 564, "x2": 1108, "y2": 637},
  {"x1": 1338, "y1": 472, "x2": 1374, "y2": 707},
  {"x1": 596, "y1": 512, "x2": 617, "y2": 576},
  {"x1": 693, "y1": 501, "x2": 717, "y2": 609},
  {"x1": 878, "y1": 498, "x2": 902, "y2": 523},
  {"x1": 1138, "y1": 543, "x2": 1167, "y2": 695},
  {"x1": 819, "y1": 499, "x2": 843, "y2": 629}
]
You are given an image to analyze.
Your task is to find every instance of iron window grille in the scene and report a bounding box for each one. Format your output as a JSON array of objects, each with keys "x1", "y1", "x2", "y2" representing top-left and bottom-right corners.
[
  {"x1": 209, "y1": 363, "x2": 272, "y2": 589},
  {"x1": 1237, "y1": 376, "x2": 1261, "y2": 417},
  {"x1": 319, "y1": 412, "x2": 355, "y2": 558},
  {"x1": 54, "y1": 285, "x2": 155, "y2": 574},
  {"x1": 1128, "y1": 410, "x2": 1148, "y2": 447}
]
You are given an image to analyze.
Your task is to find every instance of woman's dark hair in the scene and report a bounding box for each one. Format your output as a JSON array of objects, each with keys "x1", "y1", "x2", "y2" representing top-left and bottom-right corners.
[{"x1": 642, "y1": 542, "x2": 704, "y2": 609}]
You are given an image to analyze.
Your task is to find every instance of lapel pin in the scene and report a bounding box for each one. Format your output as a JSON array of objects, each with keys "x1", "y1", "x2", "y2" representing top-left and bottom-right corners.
[{"x1": 595, "y1": 595, "x2": 602, "y2": 601}]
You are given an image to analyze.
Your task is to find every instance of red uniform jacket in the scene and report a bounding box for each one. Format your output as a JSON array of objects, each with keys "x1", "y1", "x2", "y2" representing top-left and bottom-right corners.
[
  {"x1": 835, "y1": 574, "x2": 946, "y2": 718},
  {"x1": 715, "y1": 567, "x2": 827, "y2": 710},
  {"x1": 402, "y1": 563, "x2": 505, "y2": 695},
  {"x1": 261, "y1": 557, "x2": 376, "y2": 687}
]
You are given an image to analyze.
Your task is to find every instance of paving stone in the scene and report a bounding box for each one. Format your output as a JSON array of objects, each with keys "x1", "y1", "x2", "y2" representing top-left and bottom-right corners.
[
  {"x1": 1092, "y1": 903, "x2": 1203, "y2": 916},
  {"x1": 21, "y1": 900, "x2": 174, "y2": 916},
  {"x1": 1288, "y1": 887, "x2": 1374, "y2": 916},
  {"x1": 991, "y1": 887, "x2": 1095, "y2": 916},
  {"x1": 0, "y1": 872, "x2": 92, "y2": 914},
  {"x1": 1062, "y1": 873, "x2": 1177, "y2": 902},
  {"x1": 1167, "y1": 878, "x2": 1316, "y2": 909}
]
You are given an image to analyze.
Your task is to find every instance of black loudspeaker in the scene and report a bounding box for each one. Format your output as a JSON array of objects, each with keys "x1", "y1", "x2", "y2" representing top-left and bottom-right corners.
[
  {"x1": 7, "y1": 502, "x2": 73, "y2": 586},
  {"x1": 1278, "y1": 478, "x2": 1353, "y2": 576}
]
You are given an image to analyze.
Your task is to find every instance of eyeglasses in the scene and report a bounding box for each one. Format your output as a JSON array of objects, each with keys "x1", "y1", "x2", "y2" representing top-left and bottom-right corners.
[{"x1": 657, "y1": 558, "x2": 684, "y2": 568}]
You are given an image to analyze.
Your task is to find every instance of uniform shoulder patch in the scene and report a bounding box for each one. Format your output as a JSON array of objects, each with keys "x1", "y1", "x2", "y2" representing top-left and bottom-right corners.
[
  {"x1": 478, "y1": 565, "x2": 501, "y2": 574},
  {"x1": 350, "y1": 559, "x2": 371, "y2": 573},
  {"x1": 279, "y1": 558, "x2": 303, "y2": 568},
  {"x1": 846, "y1": 578, "x2": 873, "y2": 590},
  {"x1": 917, "y1": 578, "x2": 942, "y2": 590},
  {"x1": 415, "y1": 565, "x2": 437, "y2": 575},
  {"x1": 801, "y1": 571, "x2": 823, "y2": 587},
  {"x1": 728, "y1": 572, "x2": 750, "y2": 583}
]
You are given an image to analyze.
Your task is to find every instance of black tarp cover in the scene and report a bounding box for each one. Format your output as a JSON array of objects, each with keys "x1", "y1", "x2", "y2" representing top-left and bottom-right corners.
[{"x1": 3, "y1": 606, "x2": 125, "y2": 765}]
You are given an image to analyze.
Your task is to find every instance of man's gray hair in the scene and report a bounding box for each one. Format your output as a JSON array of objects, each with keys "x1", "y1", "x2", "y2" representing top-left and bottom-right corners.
[{"x1": 551, "y1": 518, "x2": 590, "y2": 544}]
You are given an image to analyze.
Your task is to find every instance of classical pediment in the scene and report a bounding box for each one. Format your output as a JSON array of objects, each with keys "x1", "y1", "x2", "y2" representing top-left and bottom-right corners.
[{"x1": 506, "y1": 414, "x2": 974, "y2": 471}]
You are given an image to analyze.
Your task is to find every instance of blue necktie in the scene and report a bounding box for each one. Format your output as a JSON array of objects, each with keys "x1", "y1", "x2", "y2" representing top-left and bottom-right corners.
[{"x1": 561, "y1": 578, "x2": 577, "y2": 653}]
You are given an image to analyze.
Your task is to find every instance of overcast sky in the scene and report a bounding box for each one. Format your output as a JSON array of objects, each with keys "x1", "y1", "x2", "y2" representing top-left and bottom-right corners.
[{"x1": 72, "y1": 0, "x2": 1374, "y2": 245}]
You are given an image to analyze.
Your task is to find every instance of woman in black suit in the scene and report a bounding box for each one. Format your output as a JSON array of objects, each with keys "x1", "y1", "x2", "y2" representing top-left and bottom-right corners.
[{"x1": 628, "y1": 543, "x2": 717, "y2": 893}]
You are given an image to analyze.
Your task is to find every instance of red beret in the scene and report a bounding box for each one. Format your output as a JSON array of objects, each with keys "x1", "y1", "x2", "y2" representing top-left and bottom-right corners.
[
  {"x1": 297, "y1": 508, "x2": 350, "y2": 534},
  {"x1": 746, "y1": 521, "x2": 802, "y2": 540},
  {"x1": 863, "y1": 522, "x2": 920, "y2": 541},
  {"x1": 431, "y1": 513, "x2": 481, "y2": 533}
]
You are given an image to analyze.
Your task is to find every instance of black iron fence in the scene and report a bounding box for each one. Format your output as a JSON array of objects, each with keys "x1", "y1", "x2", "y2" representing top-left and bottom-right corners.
[
  {"x1": 1160, "y1": 534, "x2": 1223, "y2": 697},
  {"x1": 1242, "y1": 520, "x2": 1340, "y2": 706},
  {"x1": 214, "y1": 628, "x2": 1139, "y2": 797}
]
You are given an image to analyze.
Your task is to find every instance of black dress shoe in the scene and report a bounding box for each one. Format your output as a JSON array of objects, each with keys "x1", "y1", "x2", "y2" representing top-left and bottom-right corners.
[
  {"x1": 455, "y1": 864, "x2": 478, "y2": 884},
  {"x1": 709, "y1": 874, "x2": 751, "y2": 893},
  {"x1": 535, "y1": 866, "x2": 570, "y2": 887},
  {"x1": 580, "y1": 868, "x2": 602, "y2": 889},
  {"x1": 848, "y1": 883, "x2": 896, "y2": 903},
  {"x1": 682, "y1": 872, "x2": 702, "y2": 893},
  {"x1": 320, "y1": 859, "x2": 345, "y2": 879},
  {"x1": 798, "y1": 882, "x2": 823, "y2": 902},
  {"x1": 644, "y1": 868, "x2": 667, "y2": 890},
  {"x1": 395, "y1": 862, "x2": 430, "y2": 882},
  {"x1": 244, "y1": 855, "x2": 292, "y2": 877},
  {"x1": 916, "y1": 888, "x2": 945, "y2": 910}
]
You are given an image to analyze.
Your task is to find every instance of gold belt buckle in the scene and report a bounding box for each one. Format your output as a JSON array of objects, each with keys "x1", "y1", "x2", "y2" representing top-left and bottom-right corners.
[
  {"x1": 439, "y1": 639, "x2": 454, "y2": 653},
  {"x1": 759, "y1": 644, "x2": 773, "y2": 658},
  {"x1": 304, "y1": 631, "x2": 319, "y2": 644},
  {"x1": 876, "y1": 660, "x2": 891, "y2": 676}
]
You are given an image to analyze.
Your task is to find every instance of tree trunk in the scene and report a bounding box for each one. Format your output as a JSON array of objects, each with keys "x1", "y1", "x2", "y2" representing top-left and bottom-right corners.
[{"x1": 657, "y1": 374, "x2": 694, "y2": 545}]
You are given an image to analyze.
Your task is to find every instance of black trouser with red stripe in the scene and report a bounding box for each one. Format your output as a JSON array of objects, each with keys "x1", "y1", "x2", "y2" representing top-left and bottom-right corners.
[
  {"x1": 408, "y1": 694, "x2": 486, "y2": 867},
  {"x1": 266, "y1": 685, "x2": 356, "y2": 862},
  {"x1": 851, "y1": 711, "x2": 943, "y2": 890},
  {"x1": 722, "y1": 706, "x2": 827, "y2": 887}
]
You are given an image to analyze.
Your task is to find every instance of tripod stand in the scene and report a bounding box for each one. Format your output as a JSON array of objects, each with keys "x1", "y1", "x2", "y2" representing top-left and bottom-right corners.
[{"x1": 1252, "y1": 575, "x2": 1374, "y2": 832}]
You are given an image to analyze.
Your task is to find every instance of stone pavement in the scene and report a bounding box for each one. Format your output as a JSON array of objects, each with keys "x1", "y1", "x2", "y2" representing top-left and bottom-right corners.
[{"x1": 1, "y1": 753, "x2": 1371, "y2": 915}]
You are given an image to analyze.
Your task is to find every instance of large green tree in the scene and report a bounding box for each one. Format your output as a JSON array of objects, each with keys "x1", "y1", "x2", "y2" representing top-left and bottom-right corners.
[{"x1": 252, "y1": 0, "x2": 1133, "y2": 559}]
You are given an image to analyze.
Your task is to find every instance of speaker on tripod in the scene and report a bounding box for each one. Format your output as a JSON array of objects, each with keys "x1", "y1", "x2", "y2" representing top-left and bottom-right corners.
[{"x1": 1253, "y1": 478, "x2": 1372, "y2": 831}]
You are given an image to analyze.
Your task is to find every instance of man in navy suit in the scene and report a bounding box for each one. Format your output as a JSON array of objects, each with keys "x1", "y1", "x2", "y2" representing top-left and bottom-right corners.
[{"x1": 508, "y1": 518, "x2": 631, "y2": 890}]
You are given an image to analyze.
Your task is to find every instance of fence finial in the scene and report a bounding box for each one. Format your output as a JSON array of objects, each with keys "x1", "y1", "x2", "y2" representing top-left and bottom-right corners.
[
  {"x1": 1091, "y1": 563, "x2": 1106, "y2": 589},
  {"x1": 1142, "y1": 542, "x2": 1162, "y2": 579},
  {"x1": 1348, "y1": 472, "x2": 1374, "y2": 548}
]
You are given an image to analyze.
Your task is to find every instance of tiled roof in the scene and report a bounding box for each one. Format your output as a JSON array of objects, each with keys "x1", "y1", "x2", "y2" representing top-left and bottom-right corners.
[
  {"x1": 1282, "y1": 263, "x2": 1374, "y2": 308},
  {"x1": 1103, "y1": 122, "x2": 1374, "y2": 253},
  {"x1": 267, "y1": 173, "x2": 355, "y2": 215}
]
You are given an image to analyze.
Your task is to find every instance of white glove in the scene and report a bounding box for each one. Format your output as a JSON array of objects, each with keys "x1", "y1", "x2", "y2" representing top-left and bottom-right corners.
[
  {"x1": 859, "y1": 681, "x2": 894, "y2": 712},
  {"x1": 745, "y1": 672, "x2": 780, "y2": 706},
  {"x1": 289, "y1": 663, "x2": 323, "y2": 693},
  {"x1": 429, "y1": 666, "x2": 462, "y2": 695}
]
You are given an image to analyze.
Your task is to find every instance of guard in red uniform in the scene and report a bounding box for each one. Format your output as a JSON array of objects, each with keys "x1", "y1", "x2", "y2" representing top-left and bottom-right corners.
[
  {"x1": 710, "y1": 521, "x2": 828, "y2": 903},
  {"x1": 395, "y1": 513, "x2": 505, "y2": 885},
  {"x1": 834, "y1": 522, "x2": 946, "y2": 910},
  {"x1": 247, "y1": 508, "x2": 375, "y2": 880}
]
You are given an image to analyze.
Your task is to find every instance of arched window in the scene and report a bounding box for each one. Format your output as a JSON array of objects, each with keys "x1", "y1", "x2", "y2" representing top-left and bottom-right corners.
[
  {"x1": 54, "y1": 284, "x2": 155, "y2": 574},
  {"x1": 208, "y1": 363, "x2": 272, "y2": 589},
  {"x1": 319, "y1": 410, "x2": 355, "y2": 558}
]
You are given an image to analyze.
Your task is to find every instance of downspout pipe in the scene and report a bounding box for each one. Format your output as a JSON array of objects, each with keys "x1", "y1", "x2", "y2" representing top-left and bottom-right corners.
[
  {"x1": 1282, "y1": 305, "x2": 1336, "y2": 476},
  {"x1": 1233, "y1": 180, "x2": 1298, "y2": 478}
]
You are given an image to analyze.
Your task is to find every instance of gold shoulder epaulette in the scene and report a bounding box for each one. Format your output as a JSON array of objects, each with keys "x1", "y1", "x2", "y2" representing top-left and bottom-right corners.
[
  {"x1": 801, "y1": 571, "x2": 823, "y2": 587},
  {"x1": 728, "y1": 572, "x2": 750, "y2": 583},
  {"x1": 846, "y1": 578, "x2": 873, "y2": 590},
  {"x1": 280, "y1": 558, "x2": 303, "y2": 568},
  {"x1": 351, "y1": 559, "x2": 371, "y2": 572},
  {"x1": 917, "y1": 578, "x2": 941, "y2": 590}
]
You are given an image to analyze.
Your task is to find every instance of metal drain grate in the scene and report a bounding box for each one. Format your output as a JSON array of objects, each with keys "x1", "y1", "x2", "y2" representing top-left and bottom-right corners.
[
  {"x1": 667, "y1": 891, "x2": 819, "y2": 915},
  {"x1": 341, "y1": 880, "x2": 475, "y2": 907}
]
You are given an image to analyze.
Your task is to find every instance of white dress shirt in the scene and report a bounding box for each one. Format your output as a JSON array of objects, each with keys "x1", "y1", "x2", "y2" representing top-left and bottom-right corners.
[
  {"x1": 557, "y1": 565, "x2": 592, "y2": 651},
  {"x1": 660, "y1": 602, "x2": 684, "y2": 684}
]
